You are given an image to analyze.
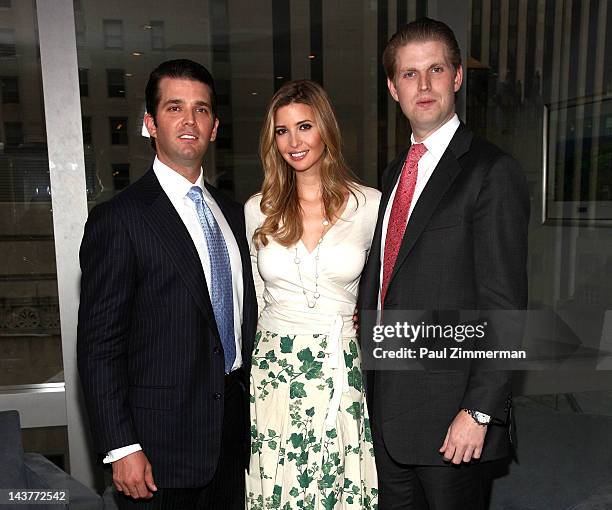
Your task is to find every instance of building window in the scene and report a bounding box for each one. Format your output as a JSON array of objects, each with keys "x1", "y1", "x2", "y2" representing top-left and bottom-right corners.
[
  {"x1": 82, "y1": 116, "x2": 92, "y2": 145},
  {"x1": 1, "y1": 76, "x2": 19, "y2": 103},
  {"x1": 74, "y1": 8, "x2": 86, "y2": 47},
  {"x1": 78, "y1": 68, "x2": 88, "y2": 97},
  {"x1": 4, "y1": 121, "x2": 23, "y2": 146},
  {"x1": 112, "y1": 164, "x2": 130, "y2": 190},
  {"x1": 103, "y1": 19, "x2": 123, "y2": 50},
  {"x1": 150, "y1": 21, "x2": 164, "y2": 50},
  {"x1": 0, "y1": 28, "x2": 15, "y2": 57},
  {"x1": 76, "y1": 28, "x2": 86, "y2": 48},
  {"x1": 109, "y1": 117, "x2": 128, "y2": 145},
  {"x1": 0, "y1": 0, "x2": 12, "y2": 8},
  {"x1": 106, "y1": 69, "x2": 125, "y2": 97}
]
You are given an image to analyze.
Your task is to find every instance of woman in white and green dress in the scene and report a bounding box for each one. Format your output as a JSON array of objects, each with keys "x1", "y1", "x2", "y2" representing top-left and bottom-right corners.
[{"x1": 244, "y1": 79, "x2": 380, "y2": 510}]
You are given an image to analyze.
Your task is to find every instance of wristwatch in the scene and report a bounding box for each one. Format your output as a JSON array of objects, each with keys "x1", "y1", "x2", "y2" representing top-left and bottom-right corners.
[{"x1": 463, "y1": 408, "x2": 491, "y2": 426}]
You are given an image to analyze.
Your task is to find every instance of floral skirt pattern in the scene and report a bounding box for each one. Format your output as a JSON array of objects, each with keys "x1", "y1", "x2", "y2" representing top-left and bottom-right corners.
[{"x1": 246, "y1": 329, "x2": 378, "y2": 510}]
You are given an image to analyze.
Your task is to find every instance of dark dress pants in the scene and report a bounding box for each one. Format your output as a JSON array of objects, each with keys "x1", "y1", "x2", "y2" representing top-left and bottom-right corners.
[
  {"x1": 374, "y1": 425, "x2": 489, "y2": 510},
  {"x1": 116, "y1": 370, "x2": 247, "y2": 510}
]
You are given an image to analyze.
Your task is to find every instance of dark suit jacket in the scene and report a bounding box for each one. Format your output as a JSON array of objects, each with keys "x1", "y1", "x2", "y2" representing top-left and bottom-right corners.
[
  {"x1": 359, "y1": 123, "x2": 529, "y2": 465},
  {"x1": 77, "y1": 168, "x2": 257, "y2": 488}
]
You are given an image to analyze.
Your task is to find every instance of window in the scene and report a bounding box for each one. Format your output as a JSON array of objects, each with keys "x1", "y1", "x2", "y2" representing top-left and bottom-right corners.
[
  {"x1": 103, "y1": 19, "x2": 123, "y2": 49},
  {"x1": 106, "y1": 69, "x2": 125, "y2": 97},
  {"x1": 82, "y1": 116, "x2": 92, "y2": 145},
  {"x1": 109, "y1": 117, "x2": 128, "y2": 145},
  {"x1": 0, "y1": 0, "x2": 12, "y2": 8},
  {"x1": 1, "y1": 76, "x2": 19, "y2": 103},
  {"x1": 74, "y1": 7, "x2": 86, "y2": 47},
  {"x1": 112, "y1": 164, "x2": 130, "y2": 190},
  {"x1": 4, "y1": 121, "x2": 23, "y2": 146},
  {"x1": 0, "y1": 28, "x2": 15, "y2": 57},
  {"x1": 150, "y1": 21, "x2": 164, "y2": 50},
  {"x1": 78, "y1": 68, "x2": 88, "y2": 97},
  {"x1": 76, "y1": 28, "x2": 86, "y2": 48}
]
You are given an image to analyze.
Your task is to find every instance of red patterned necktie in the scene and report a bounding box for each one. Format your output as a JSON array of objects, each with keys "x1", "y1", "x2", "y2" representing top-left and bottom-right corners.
[{"x1": 381, "y1": 143, "x2": 427, "y2": 308}]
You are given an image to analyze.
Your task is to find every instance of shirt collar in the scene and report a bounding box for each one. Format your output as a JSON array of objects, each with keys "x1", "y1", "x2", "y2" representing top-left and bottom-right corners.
[
  {"x1": 410, "y1": 113, "x2": 460, "y2": 160},
  {"x1": 153, "y1": 156, "x2": 207, "y2": 201}
]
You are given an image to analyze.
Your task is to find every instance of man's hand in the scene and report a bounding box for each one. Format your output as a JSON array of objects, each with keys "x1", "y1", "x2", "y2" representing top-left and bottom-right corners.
[
  {"x1": 439, "y1": 411, "x2": 487, "y2": 464},
  {"x1": 112, "y1": 451, "x2": 157, "y2": 499}
]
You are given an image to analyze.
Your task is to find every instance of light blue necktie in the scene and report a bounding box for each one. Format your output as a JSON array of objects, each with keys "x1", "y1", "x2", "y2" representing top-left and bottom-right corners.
[{"x1": 187, "y1": 186, "x2": 236, "y2": 373}]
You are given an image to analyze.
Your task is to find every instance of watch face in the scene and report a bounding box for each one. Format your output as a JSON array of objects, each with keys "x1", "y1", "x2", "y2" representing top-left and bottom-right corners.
[
  {"x1": 473, "y1": 411, "x2": 490, "y2": 424},
  {"x1": 465, "y1": 409, "x2": 490, "y2": 425}
]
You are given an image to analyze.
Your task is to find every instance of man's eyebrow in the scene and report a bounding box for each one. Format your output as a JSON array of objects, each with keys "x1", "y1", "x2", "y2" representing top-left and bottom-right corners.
[
  {"x1": 398, "y1": 62, "x2": 448, "y2": 72},
  {"x1": 162, "y1": 98, "x2": 211, "y2": 107}
]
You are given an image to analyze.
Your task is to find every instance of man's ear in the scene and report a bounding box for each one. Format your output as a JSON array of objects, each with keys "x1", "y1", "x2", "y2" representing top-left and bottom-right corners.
[
  {"x1": 453, "y1": 65, "x2": 463, "y2": 92},
  {"x1": 144, "y1": 112, "x2": 157, "y2": 139},
  {"x1": 209, "y1": 117, "x2": 219, "y2": 142},
  {"x1": 387, "y1": 77, "x2": 399, "y2": 102}
]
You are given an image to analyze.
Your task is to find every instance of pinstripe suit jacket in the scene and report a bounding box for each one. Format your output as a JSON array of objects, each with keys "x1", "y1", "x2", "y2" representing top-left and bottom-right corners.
[{"x1": 77, "y1": 168, "x2": 257, "y2": 488}]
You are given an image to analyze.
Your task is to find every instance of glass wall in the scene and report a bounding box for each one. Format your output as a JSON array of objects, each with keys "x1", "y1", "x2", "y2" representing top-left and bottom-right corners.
[
  {"x1": 73, "y1": 0, "x2": 427, "y2": 207},
  {"x1": 0, "y1": 1, "x2": 63, "y2": 387},
  {"x1": 467, "y1": 0, "x2": 612, "y2": 394},
  {"x1": 0, "y1": 0, "x2": 68, "y2": 474}
]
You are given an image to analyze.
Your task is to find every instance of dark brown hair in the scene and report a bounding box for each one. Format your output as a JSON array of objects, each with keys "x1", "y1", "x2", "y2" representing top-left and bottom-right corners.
[{"x1": 145, "y1": 59, "x2": 216, "y2": 150}]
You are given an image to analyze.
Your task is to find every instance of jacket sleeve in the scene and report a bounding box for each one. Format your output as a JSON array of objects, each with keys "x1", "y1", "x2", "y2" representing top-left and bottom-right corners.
[
  {"x1": 459, "y1": 153, "x2": 530, "y2": 421},
  {"x1": 77, "y1": 203, "x2": 140, "y2": 455}
]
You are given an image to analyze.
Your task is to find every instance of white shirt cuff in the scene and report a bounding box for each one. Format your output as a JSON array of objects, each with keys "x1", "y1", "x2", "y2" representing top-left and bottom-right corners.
[{"x1": 103, "y1": 444, "x2": 142, "y2": 464}]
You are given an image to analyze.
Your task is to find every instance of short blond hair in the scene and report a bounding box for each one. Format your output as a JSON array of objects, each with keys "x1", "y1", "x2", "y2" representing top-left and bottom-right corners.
[{"x1": 383, "y1": 17, "x2": 462, "y2": 79}]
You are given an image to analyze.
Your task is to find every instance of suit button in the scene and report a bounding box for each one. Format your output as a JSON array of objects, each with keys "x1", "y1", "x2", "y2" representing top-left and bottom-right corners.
[
  {"x1": 213, "y1": 392, "x2": 222, "y2": 400},
  {"x1": 213, "y1": 346, "x2": 222, "y2": 355}
]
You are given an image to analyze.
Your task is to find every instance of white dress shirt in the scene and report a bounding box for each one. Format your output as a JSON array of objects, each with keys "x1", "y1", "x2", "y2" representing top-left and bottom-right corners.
[{"x1": 104, "y1": 157, "x2": 244, "y2": 464}]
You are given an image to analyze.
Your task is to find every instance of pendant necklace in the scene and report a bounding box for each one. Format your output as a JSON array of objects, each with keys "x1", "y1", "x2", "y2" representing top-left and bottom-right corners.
[{"x1": 295, "y1": 218, "x2": 329, "y2": 308}]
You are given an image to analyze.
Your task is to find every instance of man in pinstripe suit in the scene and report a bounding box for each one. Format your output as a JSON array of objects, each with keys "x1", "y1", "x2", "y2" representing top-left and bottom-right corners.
[{"x1": 77, "y1": 60, "x2": 257, "y2": 509}]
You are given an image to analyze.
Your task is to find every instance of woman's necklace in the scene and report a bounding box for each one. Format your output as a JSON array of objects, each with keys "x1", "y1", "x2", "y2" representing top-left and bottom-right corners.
[{"x1": 294, "y1": 218, "x2": 329, "y2": 308}]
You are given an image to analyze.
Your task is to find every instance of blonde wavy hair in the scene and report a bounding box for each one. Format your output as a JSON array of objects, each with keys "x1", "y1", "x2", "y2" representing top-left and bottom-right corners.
[{"x1": 254, "y1": 79, "x2": 358, "y2": 247}]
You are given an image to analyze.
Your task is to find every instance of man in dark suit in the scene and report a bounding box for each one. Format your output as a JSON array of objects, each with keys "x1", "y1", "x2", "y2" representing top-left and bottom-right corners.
[
  {"x1": 359, "y1": 18, "x2": 529, "y2": 509},
  {"x1": 77, "y1": 59, "x2": 256, "y2": 509}
]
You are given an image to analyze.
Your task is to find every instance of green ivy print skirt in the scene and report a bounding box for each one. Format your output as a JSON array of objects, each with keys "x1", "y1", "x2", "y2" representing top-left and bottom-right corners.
[{"x1": 246, "y1": 329, "x2": 378, "y2": 509}]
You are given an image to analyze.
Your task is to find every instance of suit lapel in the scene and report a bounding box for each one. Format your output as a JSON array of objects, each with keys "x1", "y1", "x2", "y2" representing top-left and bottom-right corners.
[
  {"x1": 388, "y1": 124, "x2": 473, "y2": 286},
  {"x1": 138, "y1": 170, "x2": 219, "y2": 337}
]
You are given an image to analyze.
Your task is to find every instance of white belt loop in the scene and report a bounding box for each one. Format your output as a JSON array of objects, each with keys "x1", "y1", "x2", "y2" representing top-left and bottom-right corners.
[{"x1": 325, "y1": 315, "x2": 345, "y2": 429}]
